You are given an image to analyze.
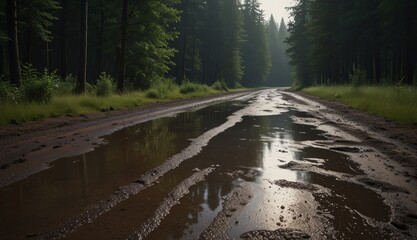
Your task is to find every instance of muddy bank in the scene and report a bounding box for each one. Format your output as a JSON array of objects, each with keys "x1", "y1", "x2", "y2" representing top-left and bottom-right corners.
[
  {"x1": 0, "y1": 91, "x2": 257, "y2": 187},
  {"x1": 283, "y1": 91, "x2": 417, "y2": 238},
  {"x1": 283, "y1": 91, "x2": 417, "y2": 178}
]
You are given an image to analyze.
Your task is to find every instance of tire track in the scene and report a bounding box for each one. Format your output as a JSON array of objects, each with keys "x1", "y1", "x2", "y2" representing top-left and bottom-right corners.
[{"x1": 127, "y1": 168, "x2": 215, "y2": 240}]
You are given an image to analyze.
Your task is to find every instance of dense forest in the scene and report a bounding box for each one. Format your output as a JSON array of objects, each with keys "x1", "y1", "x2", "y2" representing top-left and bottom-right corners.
[
  {"x1": 287, "y1": 0, "x2": 417, "y2": 87},
  {"x1": 0, "y1": 0, "x2": 291, "y2": 96}
]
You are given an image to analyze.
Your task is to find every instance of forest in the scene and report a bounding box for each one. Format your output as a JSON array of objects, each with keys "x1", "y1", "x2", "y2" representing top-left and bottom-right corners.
[
  {"x1": 0, "y1": 0, "x2": 291, "y2": 102},
  {"x1": 287, "y1": 0, "x2": 417, "y2": 87}
]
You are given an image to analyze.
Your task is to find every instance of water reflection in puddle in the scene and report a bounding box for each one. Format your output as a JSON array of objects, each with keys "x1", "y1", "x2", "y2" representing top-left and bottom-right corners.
[
  {"x1": 0, "y1": 91, "x2": 395, "y2": 239},
  {"x1": 147, "y1": 111, "x2": 392, "y2": 239},
  {"x1": 0, "y1": 103, "x2": 243, "y2": 239}
]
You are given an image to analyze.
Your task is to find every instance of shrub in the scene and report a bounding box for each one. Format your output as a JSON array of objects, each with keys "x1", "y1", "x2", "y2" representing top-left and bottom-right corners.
[
  {"x1": 212, "y1": 80, "x2": 228, "y2": 91},
  {"x1": 95, "y1": 72, "x2": 114, "y2": 96},
  {"x1": 349, "y1": 64, "x2": 367, "y2": 87},
  {"x1": 180, "y1": 81, "x2": 210, "y2": 94},
  {"x1": 54, "y1": 74, "x2": 76, "y2": 95},
  {"x1": 0, "y1": 81, "x2": 19, "y2": 103},
  {"x1": 149, "y1": 78, "x2": 179, "y2": 98},
  {"x1": 145, "y1": 89, "x2": 160, "y2": 99},
  {"x1": 20, "y1": 65, "x2": 55, "y2": 103},
  {"x1": 234, "y1": 82, "x2": 243, "y2": 89}
]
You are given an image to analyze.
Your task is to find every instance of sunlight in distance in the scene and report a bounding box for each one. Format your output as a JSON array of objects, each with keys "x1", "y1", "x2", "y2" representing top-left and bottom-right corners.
[{"x1": 258, "y1": 0, "x2": 295, "y2": 23}]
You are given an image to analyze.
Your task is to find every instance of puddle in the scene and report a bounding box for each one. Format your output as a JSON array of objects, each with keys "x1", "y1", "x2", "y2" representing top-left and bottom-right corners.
[
  {"x1": 0, "y1": 90, "x2": 398, "y2": 239},
  {"x1": 143, "y1": 112, "x2": 393, "y2": 239},
  {"x1": 0, "y1": 103, "x2": 243, "y2": 239}
]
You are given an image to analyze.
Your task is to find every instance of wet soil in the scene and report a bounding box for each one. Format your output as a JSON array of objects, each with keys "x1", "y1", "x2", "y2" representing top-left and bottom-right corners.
[{"x1": 0, "y1": 89, "x2": 416, "y2": 239}]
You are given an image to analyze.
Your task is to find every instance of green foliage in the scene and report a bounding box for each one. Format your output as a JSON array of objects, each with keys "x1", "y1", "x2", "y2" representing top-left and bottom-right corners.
[
  {"x1": 287, "y1": 0, "x2": 417, "y2": 86},
  {"x1": 211, "y1": 80, "x2": 228, "y2": 91},
  {"x1": 180, "y1": 81, "x2": 211, "y2": 94},
  {"x1": 20, "y1": 65, "x2": 55, "y2": 103},
  {"x1": 54, "y1": 74, "x2": 76, "y2": 96},
  {"x1": 127, "y1": 0, "x2": 180, "y2": 88},
  {"x1": 241, "y1": 0, "x2": 271, "y2": 87},
  {"x1": 349, "y1": 65, "x2": 367, "y2": 87},
  {"x1": 219, "y1": 0, "x2": 244, "y2": 87},
  {"x1": 302, "y1": 86, "x2": 417, "y2": 125},
  {"x1": 0, "y1": 81, "x2": 19, "y2": 103},
  {"x1": 147, "y1": 78, "x2": 180, "y2": 99},
  {"x1": 234, "y1": 82, "x2": 243, "y2": 89},
  {"x1": 145, "y1": 89, "x2": 160, "y2": 99},
  {"x1": 19, "y1": 0, "x2": 61, "y2": 42},
  {"x1": 266, "y1": 16, "x2": 291, "y2": 87},
  {"x1": 95, "y1": 72, "x2": 114, "y2": 96},
  {"x1": 286, "y1": 0, "x2": 310, "y2": 87}
]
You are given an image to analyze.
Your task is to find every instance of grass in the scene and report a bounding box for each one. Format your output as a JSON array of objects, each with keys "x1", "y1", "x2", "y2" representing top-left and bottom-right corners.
[
  {"x1": 301, "y1": 85, "x2": 417, "y2": 125},
  {"x1": 0, "y1": 83, "x2": 232, "y2": 125}
]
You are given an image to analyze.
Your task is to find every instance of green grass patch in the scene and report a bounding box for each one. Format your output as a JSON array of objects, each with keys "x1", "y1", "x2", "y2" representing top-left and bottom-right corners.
[
  {"x1": 301, "y1": 85, "x2": 417, "y2": 125},
  {"x1": 0, "y1": 81, "x2": 230, "y2": 125},
  {"x1": 0, "y1": 92, "x2": 149, "y2": 124}
]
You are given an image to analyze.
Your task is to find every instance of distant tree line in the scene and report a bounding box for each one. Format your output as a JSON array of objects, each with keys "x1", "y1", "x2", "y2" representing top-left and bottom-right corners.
[
  {"x1": 0, "y1": 0, "x2": 291, "y2": 94},
  {"x1": 287, "y1": 0, "x2": 417, "y2": 87}
]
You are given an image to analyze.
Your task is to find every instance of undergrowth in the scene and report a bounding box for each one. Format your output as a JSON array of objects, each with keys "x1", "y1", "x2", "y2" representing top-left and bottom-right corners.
[
  {"x1": 302, "y1": 85, "x2": 417, "y2": 125},
  {"x1": 0, "y1": 71, "x2": 231, "y2": 125}
]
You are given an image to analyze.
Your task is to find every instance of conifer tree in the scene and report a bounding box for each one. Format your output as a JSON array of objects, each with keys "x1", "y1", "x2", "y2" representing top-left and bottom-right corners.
[{"x1": 241, "y1": 0, "x2": 271, "y2": 87}]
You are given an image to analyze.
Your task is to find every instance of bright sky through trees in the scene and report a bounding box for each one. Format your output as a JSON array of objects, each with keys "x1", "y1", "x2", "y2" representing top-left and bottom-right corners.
[{"x1": 258, "y1": 0, "x2": 294, "y2": 22}]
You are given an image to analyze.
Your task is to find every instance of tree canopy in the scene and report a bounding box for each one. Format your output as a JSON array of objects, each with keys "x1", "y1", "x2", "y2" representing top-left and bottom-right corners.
[
  {"x1": 286, "y1": 0, "x2": 417, "y2": 87},
  {"x1": 1, "y1": 0, "x2": 293, "y2": 89}
]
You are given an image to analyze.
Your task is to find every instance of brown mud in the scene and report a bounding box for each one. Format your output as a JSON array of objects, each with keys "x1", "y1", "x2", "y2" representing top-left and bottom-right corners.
[{"x1": 0, "y1": 89, "x2": 416, "y2": 239}]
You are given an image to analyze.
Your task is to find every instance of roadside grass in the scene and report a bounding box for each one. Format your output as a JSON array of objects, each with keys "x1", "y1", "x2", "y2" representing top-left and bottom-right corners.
[
  {"x1": 0, "y1": 83, "x2": 231, "y2": 125},
  {"x1": 301, "y1": 85, "x2": 417, "y2": 125}
]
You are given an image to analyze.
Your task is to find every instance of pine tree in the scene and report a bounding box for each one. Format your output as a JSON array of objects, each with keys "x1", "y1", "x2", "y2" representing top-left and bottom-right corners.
[
  {"x1": 18, "y1": 0, "x2": 60, "y2": 65},
  {"x1": 117, "y1": 0, "x2": 128, "y2": 92},
  {"x1": 277, "y1": 18, "x2": 291, "y2": 86},
  {"x1": 127, "y1": 0, "x2": 180, "y2": 89},
  {"x1": 6, "y1": 0, "x2": 22, "y2": 86},
  {"x1": 266, "y1": 15, "x2": 279, "y2": 86},
  {"x1": 75, "y1": 0, "x2": 88, "y2": 94},
  {"x1": 286, "y1": 0, "x2": 310, "y2": 87},
  {"x1": 241, "y1": 0, "x2": 271, "y2": 87},
  {"x1": 220, "y1": 0, "x2": 244, "y2": 87}
]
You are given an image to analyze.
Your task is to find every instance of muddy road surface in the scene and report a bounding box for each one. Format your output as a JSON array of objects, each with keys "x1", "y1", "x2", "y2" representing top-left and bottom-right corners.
[{"x1": 1, "y1": 89, "x2": 417, "y2": 239}]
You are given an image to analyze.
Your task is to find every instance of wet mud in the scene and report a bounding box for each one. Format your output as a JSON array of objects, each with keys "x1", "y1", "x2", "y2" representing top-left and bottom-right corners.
[{"x1": 1, "y1": 89, "x2": 416, "y2": 239}]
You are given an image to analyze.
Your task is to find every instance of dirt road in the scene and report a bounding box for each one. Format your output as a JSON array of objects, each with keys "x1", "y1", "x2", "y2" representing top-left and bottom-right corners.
[{"x1": 1, "y1": 89, "x2": 416, "y2": 239}]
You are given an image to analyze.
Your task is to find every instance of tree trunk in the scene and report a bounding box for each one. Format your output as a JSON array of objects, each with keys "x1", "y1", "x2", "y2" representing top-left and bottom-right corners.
[
  {"x1": 0, "y1": 44, "x2": 4, "y2": 77},
  {"x1": 76, "y1": 0, "x2": 88, "y2": 94},
  {"x1": 181, "y1": 0, "x2": 188, "y2": 81},
  {"x1": 59, "y1": 0, "x2": 68, "y2": 78},
  {"x1": 6, "y1": 0, "x2": 22, "y2": 87},
  {"x1": 117, "y1": 0, "x2": 128, "y2": 93},
  {"x1": 96, "y1": 9, "x2": 105, "y2": 79}
]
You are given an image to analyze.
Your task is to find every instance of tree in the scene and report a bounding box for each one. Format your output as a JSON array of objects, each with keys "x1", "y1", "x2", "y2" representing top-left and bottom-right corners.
[
  {"x1": 241, "y1": 0, "x2": 271, "y2": 87},
  {"x1": 117, "y1": 0, "x2": 128, "y2": 92},
  {"x1": 58, "y1": 0, "x2": 68, "y2": 78},
  {"x1": 126, "y1": 0, "x2": 180, "y2": 89},
  {"x1": 286, "y1": 0, "x2": 310, "y2": 87},
  {"x1": 277, "y1": 18, "x2": 291, "y2": 86},
  {"x1": 266, "y1": 15, "x2": 279, "y2": 86},
  {"x1": 266, "y1": 16, "x2": 291, "y2": 87},
  {"x1": 220, "y1": 0, "x2": 244, "y2": 87},
  {"x1": 287, "y1": 0, "x2": 417, "y2": 86},
  {"x1": 18, "y1": 0, "x2": 60, "y2": 66},
  {"x1": 75, "y1": 0, "x2": 88, "y2": 94},
  {"x1": 6, "y1": 0, "x2": 22, "y2": 86}
]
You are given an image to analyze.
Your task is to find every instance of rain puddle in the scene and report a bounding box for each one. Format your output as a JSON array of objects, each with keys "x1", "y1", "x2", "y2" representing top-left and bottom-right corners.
[
  {"x1": 0, "y1": 90, "x2": 399, "y2": 239},
  {"x1": 0, "y1": 103, "x2": 243, "y2": 239}
]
